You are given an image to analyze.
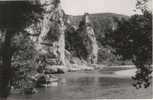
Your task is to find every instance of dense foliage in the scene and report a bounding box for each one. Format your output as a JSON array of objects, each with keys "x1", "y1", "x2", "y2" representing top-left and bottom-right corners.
[
  {"x1": 0, "y1": 1, "x2": 43, "y2": 99},
  {"x1": 65, "y1": 24, "x2": 88, "y2": 60},
  {"x1": 11, "y1": 32, "x2": 38, "y2": 90},
  {"x1": 106, "y1": 8, "x2": 152, "y2": 88}
]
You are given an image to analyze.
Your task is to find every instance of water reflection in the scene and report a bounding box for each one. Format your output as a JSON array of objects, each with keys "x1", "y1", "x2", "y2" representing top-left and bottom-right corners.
[{"x1": 9, "y1": 72, "x2": 135, "y2": 100}]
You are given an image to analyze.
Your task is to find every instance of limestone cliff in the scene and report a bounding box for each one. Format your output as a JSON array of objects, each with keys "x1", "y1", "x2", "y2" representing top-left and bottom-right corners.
[
  {"x1": 37, "y1": 0, "x2": 65, "y2": 65},
  {"x1": 78, "y1": 13, "x2": 98, "y2": 64}
]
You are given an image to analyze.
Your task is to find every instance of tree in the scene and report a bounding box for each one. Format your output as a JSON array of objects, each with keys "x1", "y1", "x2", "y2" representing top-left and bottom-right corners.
[
  {"x1": 0, "y1": 1, "x2": 43, "y2": 99},
  {"x1": 65, "y1": 23, "x2": 88, "y2": 59},
  {"x1": 10, "y1": 32, "x2": 38, "y2": 92},
  {"x1": 106, "y1": 0, "x2": 152, "y2": 88},
  {"x1": 136, "y1": 0, "x2": 151, "y2": 13}
]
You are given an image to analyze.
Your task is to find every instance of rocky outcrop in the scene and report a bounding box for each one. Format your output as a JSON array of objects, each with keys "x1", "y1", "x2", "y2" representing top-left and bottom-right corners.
[
  {"x1": 78, "y1": 13, "x2": 98, "y2": 64},
  {"x1": 37, "y1": 0, "x2": 65, "y2": 66},
  {"x1": 27, "y1": 1, "x2": 98, "y2": 71}
]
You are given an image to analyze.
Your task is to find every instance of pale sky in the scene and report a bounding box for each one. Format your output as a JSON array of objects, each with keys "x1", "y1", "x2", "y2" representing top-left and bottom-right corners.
[{"x1": 61, "y1": 0, "x2": 141, "y2": 16}]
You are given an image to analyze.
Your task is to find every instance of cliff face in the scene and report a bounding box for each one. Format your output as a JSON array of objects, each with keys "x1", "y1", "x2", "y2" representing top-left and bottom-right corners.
[
  {"x1": 78, "y1": 13, "x2": 98, "y2": 64},
  {"x1": 29, "y1": 1, "x2": 98, "y2": 67},
  {"x1": 37, "y1": 0, "x2": 65, "y2": 65}
]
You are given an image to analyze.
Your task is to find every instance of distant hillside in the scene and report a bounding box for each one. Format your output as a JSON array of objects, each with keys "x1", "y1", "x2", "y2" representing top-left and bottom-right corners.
[
  {"x1": 68, "y1": 13, "x2": 129, "y2": 45},
  {"x1": 68, "y1": 13, "x2": 129, "y2": 27}
]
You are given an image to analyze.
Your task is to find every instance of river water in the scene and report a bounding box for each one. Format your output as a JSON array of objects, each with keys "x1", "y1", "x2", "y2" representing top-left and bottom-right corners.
[{"x1": 8, "y1": 70, "x2": 152, "y2": 100}]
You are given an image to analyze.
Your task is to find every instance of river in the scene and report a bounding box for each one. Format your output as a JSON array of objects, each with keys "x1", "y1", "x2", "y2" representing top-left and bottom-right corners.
[{"x1": 8, "y1": 68, "x2": 152, "y2": 100}]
